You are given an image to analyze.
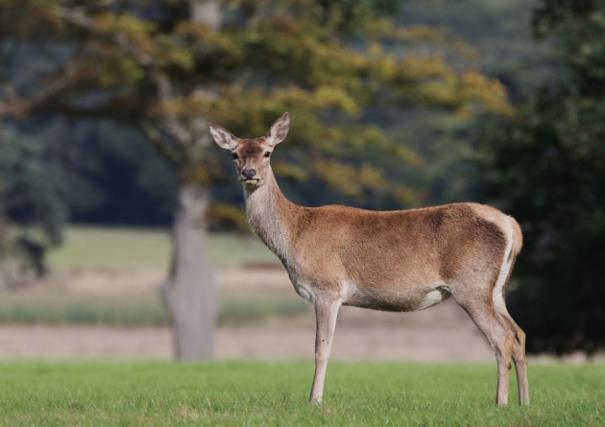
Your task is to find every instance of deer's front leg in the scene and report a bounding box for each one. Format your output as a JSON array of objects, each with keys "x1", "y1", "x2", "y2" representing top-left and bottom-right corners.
[{"x1": 309, "y1": 297, "x2": 341, "y2": 404}]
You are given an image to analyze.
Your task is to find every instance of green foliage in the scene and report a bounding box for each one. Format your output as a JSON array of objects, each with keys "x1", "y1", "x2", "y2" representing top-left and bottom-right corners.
[
  {"x1": 43, "y1": 121, "x2": 179, "y2": 225},
  {"x1": 0, "y1": 130, "x2": 67, "y2": 283},
  {"x1": 475, "y1": 0, "x2": 605, "y2": 354},
  {"x1": 0, "y1": 362, "x2": 602, "y2": 425},
  {"x1": 395, "y1": 0, "x2": 555, "y2": 208},
  {"x1": 0, "y1": 0, "x2": 510, "y2": 218}
]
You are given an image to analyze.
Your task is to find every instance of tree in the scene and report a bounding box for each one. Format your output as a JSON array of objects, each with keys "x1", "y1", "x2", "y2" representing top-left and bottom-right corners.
[
  {"x1": 0, "y1": 129, "x2": 67, "y2": 287},
  {"x1": 475, "y1": 0, "x2": 605, "y2": 354},
  {"x1": 0, "y1": 0, "x2": 509, "y2": 359}
]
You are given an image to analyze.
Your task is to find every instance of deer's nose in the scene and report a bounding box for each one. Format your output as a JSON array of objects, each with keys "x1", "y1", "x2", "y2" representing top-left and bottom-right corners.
[{"x1": 242, "y1": 168, "x2": 257, "y2": 180}]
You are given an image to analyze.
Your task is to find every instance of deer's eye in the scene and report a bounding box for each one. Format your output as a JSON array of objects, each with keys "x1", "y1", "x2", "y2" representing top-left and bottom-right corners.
[
  {"x1": 232, "y1": 152, "x2": 239, "y2": 160},
  {"x1": 263, "y1": 151, "x2": 271, "y2": 158}
]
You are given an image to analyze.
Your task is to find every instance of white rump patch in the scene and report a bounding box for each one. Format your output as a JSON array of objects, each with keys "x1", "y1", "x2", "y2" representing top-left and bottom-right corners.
[{"x1": 492, "y1": 219, "x2": 514, "y2": 313}]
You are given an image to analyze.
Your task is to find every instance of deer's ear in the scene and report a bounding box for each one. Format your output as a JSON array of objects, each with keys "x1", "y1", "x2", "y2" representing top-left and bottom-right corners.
[
  {"x1": 209, "y1": 125, "x2": 239, "y2": 150},
  {"x1": 268, "y1": 112, "x2": 289, "y2": 146}
]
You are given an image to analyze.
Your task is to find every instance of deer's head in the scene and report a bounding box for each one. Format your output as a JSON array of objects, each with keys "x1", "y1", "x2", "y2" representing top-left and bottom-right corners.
[{"x1": 209, "y1": 113, "x2": 289, "y2": 189}]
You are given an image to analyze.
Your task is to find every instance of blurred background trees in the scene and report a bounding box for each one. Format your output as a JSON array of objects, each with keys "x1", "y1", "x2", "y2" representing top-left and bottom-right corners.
[
  {"x1": 0, "y1": 0, "x2": 603, "y2": 358},
  {"x1": 475, "y1": 0, "x2": 605, "y2": 355},
  {"x1": 0, "y1": 0, "x2": 506, "y2": 360},
  {"x1": 0, "y1": 129, "x2": 67, "y2": 287}
]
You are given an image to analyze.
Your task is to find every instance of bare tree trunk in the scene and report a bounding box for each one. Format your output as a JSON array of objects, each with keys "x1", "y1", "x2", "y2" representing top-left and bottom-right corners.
[
  {"x1": 162, "y1": 183, "x2": 217, "y2": 360},
  {"x1": 157, "y1": 0, "x2": 222, "y2": 361}
]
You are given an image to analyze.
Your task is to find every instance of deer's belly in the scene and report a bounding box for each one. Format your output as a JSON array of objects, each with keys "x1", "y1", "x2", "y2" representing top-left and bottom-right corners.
[{"x1": 343, "y1": 283, "x2": 451, "y2": 312}]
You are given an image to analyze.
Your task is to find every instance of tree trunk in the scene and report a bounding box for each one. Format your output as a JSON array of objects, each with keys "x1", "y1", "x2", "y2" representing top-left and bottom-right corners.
[
  {"x1": 158, "y1": 0, "x2": 222, "y2": 361},
  {"x1": 162, "y1": 183, "x2": 217, "y2": 360}
]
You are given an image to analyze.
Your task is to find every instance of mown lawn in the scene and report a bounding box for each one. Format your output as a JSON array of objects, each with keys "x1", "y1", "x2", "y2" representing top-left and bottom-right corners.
[{"x1": 0, "y1": 362, "x2": 602, "y2": 426}]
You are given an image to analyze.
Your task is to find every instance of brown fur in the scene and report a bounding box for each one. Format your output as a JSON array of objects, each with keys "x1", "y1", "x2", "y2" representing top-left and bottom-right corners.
[{"x1": 250, "y1": 178, "x2": 511, "y2": 312}]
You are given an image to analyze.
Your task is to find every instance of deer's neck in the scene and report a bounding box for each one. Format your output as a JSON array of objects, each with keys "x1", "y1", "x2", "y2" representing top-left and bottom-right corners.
[{"x1": 244, "y1": 170, "x2": 302, "y2": 263}]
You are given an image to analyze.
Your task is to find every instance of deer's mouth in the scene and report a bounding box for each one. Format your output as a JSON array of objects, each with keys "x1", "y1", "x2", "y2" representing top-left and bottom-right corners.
[{"x1": 241, "y1": 178, "x2": 261, "y2": 185}]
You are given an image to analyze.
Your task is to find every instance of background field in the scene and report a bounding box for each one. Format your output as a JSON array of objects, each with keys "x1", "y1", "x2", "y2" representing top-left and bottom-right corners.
[
  {"x1": 0, "y1": 227, "x2": 601, "y2": 363},
  {"x1": 48, "y1": 227, "x2": 277, "y2": 271},
  {"x1": 1, "y1": 362, "x2": 603, "y2": 426},
  {"x1": 0, "y1": 226, "x2": 500, "y2": 361},
  {"x1": 0, "y1": 227, "x2": 305, "y2": 327}
]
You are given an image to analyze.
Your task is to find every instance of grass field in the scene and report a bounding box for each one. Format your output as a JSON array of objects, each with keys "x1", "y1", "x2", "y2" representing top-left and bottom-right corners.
[
  {"x1": 0, "y1": 362, "x2": 602, "y2": 426},
  {"x1": 47, "y1": 227, "x2": 277, "y2": 270}
]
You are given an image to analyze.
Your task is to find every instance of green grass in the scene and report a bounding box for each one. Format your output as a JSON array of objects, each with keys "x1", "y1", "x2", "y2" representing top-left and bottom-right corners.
[
  {"x1": 0, "y1": 362, "x2": 602, "y2": 426},
  {"x1": 0, "y1": 293, "x2": 308, "y2": 326},
  {"x1": 48, "y1": 227, "x2": 277, "y2": 270}
]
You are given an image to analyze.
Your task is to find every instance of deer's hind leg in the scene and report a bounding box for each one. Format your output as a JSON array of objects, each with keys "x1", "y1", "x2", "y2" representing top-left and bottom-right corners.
[
  {"x1": 493, "y1": 293, "x2": 529, "y2": 405},
  {"x1": 455, "y1": 293, "x2": 516, "y2": 406}
]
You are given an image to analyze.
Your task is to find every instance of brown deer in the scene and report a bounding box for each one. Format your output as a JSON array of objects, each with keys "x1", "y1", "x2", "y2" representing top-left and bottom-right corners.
[{"x1": 209, "y1": 113, "x2": 529, "y2": 406}]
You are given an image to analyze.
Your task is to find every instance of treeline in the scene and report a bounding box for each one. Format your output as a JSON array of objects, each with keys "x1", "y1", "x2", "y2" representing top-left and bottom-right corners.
[{"x1": 2, "y1": 0, "x2": 538, "y2": 229}]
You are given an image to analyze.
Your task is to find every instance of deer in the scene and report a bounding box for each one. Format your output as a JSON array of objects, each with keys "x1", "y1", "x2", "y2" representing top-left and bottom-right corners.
[{"x1": 209, "y1": 112, "x2": 529, "y2": 406}]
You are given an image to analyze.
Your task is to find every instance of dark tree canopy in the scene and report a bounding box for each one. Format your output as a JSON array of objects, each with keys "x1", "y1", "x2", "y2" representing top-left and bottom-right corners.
[
  {"x1": 0, "y1": 0, "x2": 508, "y2": 192},
  {"x1": 476, "y1": 0, "x2": 605, "y2": 354}
]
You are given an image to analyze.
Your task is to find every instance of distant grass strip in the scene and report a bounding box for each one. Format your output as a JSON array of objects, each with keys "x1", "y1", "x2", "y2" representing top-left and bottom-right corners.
[
  {"x1": 0, "y1": 296, "x2": 308, "y2": 326},
  {"x1": 48, "y1": 227, "x2": 278, "y2": 270},
  {"x1": 0, "y1": 362, "x2": 602, "y2": 426}
]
